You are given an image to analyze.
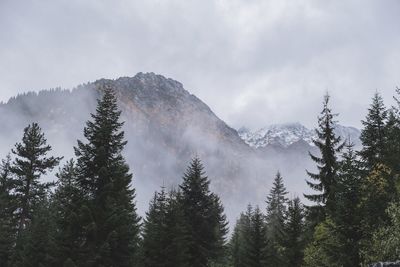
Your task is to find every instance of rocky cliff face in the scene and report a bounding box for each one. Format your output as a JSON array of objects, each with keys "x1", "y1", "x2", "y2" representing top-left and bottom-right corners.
[{"x1": 0, "y1": 73, "x2": 331, "y2": 222}]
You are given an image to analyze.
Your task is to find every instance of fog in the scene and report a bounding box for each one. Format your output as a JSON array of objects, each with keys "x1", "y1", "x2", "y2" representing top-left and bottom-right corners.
[{"x1": 0, "y1": 75, "x2": 319, "y2": 225}]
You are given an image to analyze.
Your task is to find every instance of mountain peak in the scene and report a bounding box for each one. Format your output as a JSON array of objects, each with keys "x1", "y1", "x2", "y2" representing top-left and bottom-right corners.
[{"x1": 238, "y1": 122, "x2": 361, "y2": 148}]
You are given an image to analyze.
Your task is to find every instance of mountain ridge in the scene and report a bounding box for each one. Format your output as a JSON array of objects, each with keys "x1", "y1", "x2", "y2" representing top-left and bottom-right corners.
[
  {"x1": 238, "y1": 122, "x2": 361, "y2": 149},
  {"x1": 0, "y1": 72, "x2": 349, "y2": 222}
]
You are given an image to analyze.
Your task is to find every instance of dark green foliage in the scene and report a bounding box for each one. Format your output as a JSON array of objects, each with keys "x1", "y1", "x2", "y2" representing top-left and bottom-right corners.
[
  {"x1": 248, "y1": 206, "x2": 268, "y2": 267},
  {"x1": 179, "y1": 157, "x2": 228, "y2": 267},
  {"x1": 362, "y1": 202, "x2": 400, "y2": 264},
  {"x1": 163, "y1": 190, "x2": 190, "y2": 267},
  {"x1": 384, "y1": 108, "x2": 400, "y2": 175},
  {"x1": 12, "y1": 197, "x2": 56, "y2": 267},
  {"x1": 359, "y1": 163, "x2": 395, "y2": 236},
  {"x1": 141, "y1": 188, "x2": 170, "y2": 267},
  {"x1": 302, "y1": 218, "x2": 341, "y2": 267},
  {"x1": 265, "y1": 171, "x2": 288, "y2": 266},
  {"x1": 0, "y1": 155, "x2": 17, "y2": 267},
  {"x1": 10, "y1": 122, "x2": 62, "y2": 233},
  {"x1": 305, "y1": 94, "x2": 343, "y2": 217},
  {"x1": 230, "y1": 205, "x2": 267, "y2": 267},
  {"x1": 74, "y1": 87, "x2": 141, "y2": 266},
  {"x1": 333, "y1": 143, "x2": 362, "y2": 266},
  {"x1": 51, "y1": 160, "x2": 84, "y2": 265},
  {"x1": 63, "y1": 258, "x2": 78, "y2": 267},
  {"x1": 283, "y1": 197, "x2": 305, "y2": 267},
  {"x1": 229, "y1": 216, "x2": 246, "y2": 267},
  {"x1": 359, "y1": 92, "x2": 387, "y2": 170}
]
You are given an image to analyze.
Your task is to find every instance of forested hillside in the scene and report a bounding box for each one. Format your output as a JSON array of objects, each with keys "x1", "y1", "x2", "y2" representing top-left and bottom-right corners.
[{"x1": 1, "y1": 84, "x2": 400, "y2": 266}]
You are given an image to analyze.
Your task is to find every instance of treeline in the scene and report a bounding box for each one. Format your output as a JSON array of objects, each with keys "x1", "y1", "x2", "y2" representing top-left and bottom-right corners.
[{"x1": 0, "y1": 87, "x2": 400, "y2": 267}]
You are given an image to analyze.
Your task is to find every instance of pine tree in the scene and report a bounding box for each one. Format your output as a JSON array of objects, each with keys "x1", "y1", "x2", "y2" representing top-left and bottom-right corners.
[
  {"x1": 12, "y1": 196, "x2": 57, "y2": 267},
  {"x1": 383, "y1": 88, "x2": 400, "y2": 176},
  {"x1": 333, "y1": 142, "x2": 362, "y2": 266},
  {"x1": 229, "y1": 218, "x2": 244, "y2": 267},
  {"x1": 0, "y1": 155, "x2": 17, "y2": 267},
  {"x1": 163, "y1": 189, "x2": 190, "y2": 267},
  {"x1": 179, "y1": 157, "x2": 228, "y2": 267},
  {"x1": 10, "y1": 122, "x2": 61, "y2": 234},
  {"x1": 359, "y1": 92, "x2": 387, "y2": 170},
  {"x1": 230, "y1": 207, "x2": 252, "y2": 267},
  {"x1": 141, "y1": 188, "x2": 170, "y2": 267},
  {"x1": 305, "y1": 94, "x2": 343, "y2": 217},
  {"x1": 51, "y1": 160, "x2": 84, "y2": 266},
  {"x1": 230, "y1": 205, "x2": 268, "y2": 267},
  {"x1": 383, "y1": 110, "x2": 400, "y2": 175},
  {"x1": 241, "y1": 205, "x2": 255, "y2": 267},
  {"x1": 248, "y1": 206, "x2": 268, "y2": 267},
  {"x1": 209, "y1": 193, "x2": 229, "y2": 266},
  {"x1": 265, "y1": 171, "x2": 288, "y2": 266},
  {"x1": 283, "y1": 197, "x2": 305, "y2": 267},
  {"x1": 74, "y1": 87, "x2": 141, "y2": 266}
]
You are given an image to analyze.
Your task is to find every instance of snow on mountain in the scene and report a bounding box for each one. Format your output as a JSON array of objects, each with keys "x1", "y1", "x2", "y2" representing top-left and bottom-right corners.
[{"x1": 238, "y1": 122, "x2": 361, "y2": 148}]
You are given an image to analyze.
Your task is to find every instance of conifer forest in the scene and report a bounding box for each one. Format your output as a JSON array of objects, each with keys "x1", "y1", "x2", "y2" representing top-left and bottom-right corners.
[{"x1": 1, "y1": 86, "x2": 400, "y2": 267}]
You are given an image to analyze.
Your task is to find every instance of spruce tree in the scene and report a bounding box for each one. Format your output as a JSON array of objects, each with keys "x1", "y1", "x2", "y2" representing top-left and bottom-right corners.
[
  {"x1": 383, "y1": 110, "x2": 400, "y2": 175},
  {"x1": 248, "y1": 206, "x2": 268, "y2": 267},
  {"x1": 334, "y1": 142, "x2": 362, "y2": 266},
  {"x1": 305, "y1": 94, "x2": 343, "y2": 217},
  {"x1": 74, "y1": 87, "x2": 141, "y2": 266},
  {"x1": 209, "y1": 193, "x2": 229, "y2": 266},
  {"x1": 283, "y1": 197, "x2": 305, "y2": 267},
  {"x1": 179, "y1": 157, "x2": 228, "y2": 267},
  {"x1": 51, "y1": 160, "x2": 83, "y2": 266},
  {"x1": 10, "y1": 122, "x2": 61, "y2": 233},
  {"x1": 229, "y1": 218, "x2": 244, "y2": 267},
  {"x1": 12, "y1": 196, "x2": 56, "y2": 267},
  {"x1": 163, "y1": 189, "x2": 190, "y2": 267},
  {"x1": 230, "y1": 205, "x2": 268, "y2": 267},
  {"x1": 230, "y1": 207, "x2": 252, "y2": 267},
  {"x1": 265, "y1": 171, "x2": 288, "y2": 266},
  {"x1": 141, "y1": 188, "x2": 169, "y2": 267},
  {"x1": 359, "y1": 92, "x2": 387, "y2": 170},
  {"x1": 0, "y1": 155, "x2": 16, "y2": 267}
]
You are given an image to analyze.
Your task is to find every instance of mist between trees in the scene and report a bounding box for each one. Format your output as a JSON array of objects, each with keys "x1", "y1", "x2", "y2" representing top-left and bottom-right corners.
[{"x1": 1, "y1": 86, "x2": 400, "y2": 267}]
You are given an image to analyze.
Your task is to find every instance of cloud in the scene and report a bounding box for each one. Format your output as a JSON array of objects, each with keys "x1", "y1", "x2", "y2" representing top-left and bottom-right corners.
[{"x1": 1, "y1": 0, "x2": 400, "y2": 128}]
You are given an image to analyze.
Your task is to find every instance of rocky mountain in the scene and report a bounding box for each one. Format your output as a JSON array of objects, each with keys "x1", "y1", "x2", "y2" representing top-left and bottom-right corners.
[
  {"x1": 0, "y1": 72, "x2": 345, "y2": 223},
  {"x1": 238, "y1": 122, "x2": 361, "y2": 148}
]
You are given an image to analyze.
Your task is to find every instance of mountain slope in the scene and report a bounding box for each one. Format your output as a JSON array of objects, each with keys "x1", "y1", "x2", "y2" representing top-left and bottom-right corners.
[
  {"x1": 0, "y1": 73, "x2": 339, "y2": 222},
  {"x1": 0, "y1": 73, "x2": 256, "y2": 221}
]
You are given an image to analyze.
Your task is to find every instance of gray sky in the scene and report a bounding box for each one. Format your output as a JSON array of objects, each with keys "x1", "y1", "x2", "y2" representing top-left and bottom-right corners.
[{"x1": 1, "y1": 0, "x2": 400, "y2": 129}]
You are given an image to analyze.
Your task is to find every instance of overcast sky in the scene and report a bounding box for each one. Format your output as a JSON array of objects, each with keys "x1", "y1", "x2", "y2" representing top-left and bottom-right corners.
[{"x1": 1, "y1": 0, "x2": 400, "y2": 129}]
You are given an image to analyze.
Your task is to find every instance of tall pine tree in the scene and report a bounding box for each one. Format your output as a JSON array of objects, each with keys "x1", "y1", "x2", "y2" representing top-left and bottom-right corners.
[
  {"x1": 333, "y1": 142, "x2": 362, "y2": 266},
  {"x1": 179, "y1": 157, "x2": 228, "y2": 267},
  {"x1": 51, "y1": 160, "x2": 83, "y2": 266},
  {"x1": 359, "y1": 92, "x2": 387, "y2": 170},
  {"x1": 10, "y1": 122, "x2": 61, "y2": 233},
  {"x1": 283, "y1": 197, "x2": 305, "y2": 267},
  {"x1": 141, "y1": 188, "x2": 170, "y2": 267},
  {"x1": 265, "y1": 171, "x2": 288, "y2": 266},
  {"x1": 163, "y1": 189, "x2": 190, "y2": 267},
  {"x1": 248, "y1": 206, "x2": 268, "y2": 267},
  {"x1": 74, "y1": 87, "x2": 141, "y2": 266},
  {"x1": 305, "y1": 94, "x2": 343, "y2": 217}
]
